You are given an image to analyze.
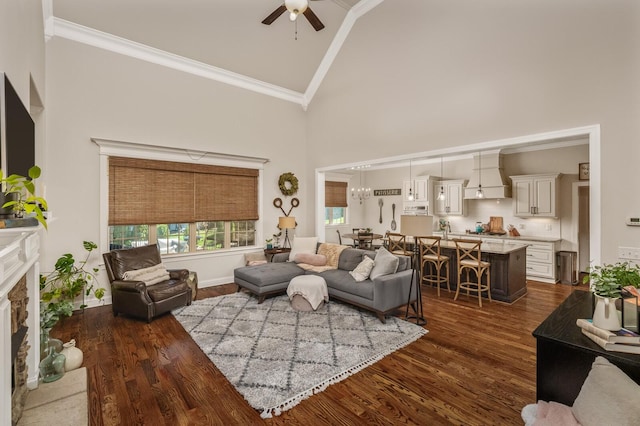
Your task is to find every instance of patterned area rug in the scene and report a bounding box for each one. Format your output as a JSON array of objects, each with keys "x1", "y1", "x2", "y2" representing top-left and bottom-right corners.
[{"x1": 173, "y1": 292, "x2": 427, "y2": 418}]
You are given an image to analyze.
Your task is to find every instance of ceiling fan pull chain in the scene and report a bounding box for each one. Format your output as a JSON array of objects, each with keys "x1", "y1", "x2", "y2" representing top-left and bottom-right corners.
[{"x1": 294, "y1": 18, "x2": 298, "y2": 40}]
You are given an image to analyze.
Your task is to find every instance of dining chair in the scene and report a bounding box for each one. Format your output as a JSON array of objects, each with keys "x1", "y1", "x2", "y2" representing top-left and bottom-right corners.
[
  {"x1": 417, "y1": 236, "x2": 450, "y2": 297},
  {"x1": 336, "y1": 229, "x2": 343, "y2": 245},
  {"x1": 357, "y1": 230, "x2": 374, "y2": 250},
  {"x1": 453, "y1": 238, "x2": 491, "y2": 307}
]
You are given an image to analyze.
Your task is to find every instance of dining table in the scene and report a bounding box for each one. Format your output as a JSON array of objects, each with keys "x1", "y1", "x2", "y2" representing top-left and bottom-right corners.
[{"x1": 342, "y1": 233, "x2": 384, "y2": 248}]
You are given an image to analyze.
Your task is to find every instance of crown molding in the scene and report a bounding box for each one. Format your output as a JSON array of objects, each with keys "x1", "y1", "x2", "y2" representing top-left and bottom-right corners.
[
  {"x1": 43, "y1": 0, "x2": 385, "y2": 110},
  {"x1": 50, "y1": 18, "x2": 306, "y2": 106}
]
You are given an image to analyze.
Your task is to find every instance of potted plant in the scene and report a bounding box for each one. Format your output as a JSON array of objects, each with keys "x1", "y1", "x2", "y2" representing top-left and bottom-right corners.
[
  {"x1": 265, "y1": 238, "x2": 273, "y2": 249},
  {"x1": 40, "y1": 241, "x2": 105, "y2": 343},
  {"x1": 585, "y1": 262, "x2": 640, "y2": 331},
  {"x1": 0, "y1": 165, "x2": 48, "y2": 228}
]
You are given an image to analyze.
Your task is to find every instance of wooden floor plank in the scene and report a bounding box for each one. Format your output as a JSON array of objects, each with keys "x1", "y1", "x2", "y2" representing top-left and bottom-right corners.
[{"x1": 52, "y1": 280, "x2": 582, "y2": 425}]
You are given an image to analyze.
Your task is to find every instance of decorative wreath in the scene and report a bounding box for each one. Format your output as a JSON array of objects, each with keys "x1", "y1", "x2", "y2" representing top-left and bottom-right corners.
[{"x1": 278, "y1": 172, "x2": 299, "y2": 196}]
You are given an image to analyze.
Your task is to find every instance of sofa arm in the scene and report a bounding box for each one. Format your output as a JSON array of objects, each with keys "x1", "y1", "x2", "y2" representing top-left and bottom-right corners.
[
  {"x1": 371, "y1": 270, "x2": 415, "y2": 311},
  {"x1": 168, "y1": 268, "x2": 189, "y2": 280},
  {"x1": 111, "y1": 280, "x2": 147, "y2": 293},
  {"x1": 272, "y1": 253, "x2": 291, "y2": 263}
]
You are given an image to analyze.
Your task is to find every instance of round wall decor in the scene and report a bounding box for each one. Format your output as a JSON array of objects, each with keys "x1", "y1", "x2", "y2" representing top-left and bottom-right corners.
[{"x1": 278, "y1": 172, "x2": 299, "y2": 196}]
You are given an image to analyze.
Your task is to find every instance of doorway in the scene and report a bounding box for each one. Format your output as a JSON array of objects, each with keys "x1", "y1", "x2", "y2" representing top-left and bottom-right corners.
[{"x1": 577, "y1": 184, "x2": 590, "y2": 274}]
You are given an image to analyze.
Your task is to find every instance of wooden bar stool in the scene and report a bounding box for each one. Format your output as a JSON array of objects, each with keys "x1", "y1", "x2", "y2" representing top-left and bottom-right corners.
[
  {"x1": 417, "y1": 236, "x2": 450, "y2": 297},
  {"x1": 453, "y1": 238, "x2": 491, "y2": 307},
  {"x1": 386, "y1": 232, "x2": 413, "y2": 257}
]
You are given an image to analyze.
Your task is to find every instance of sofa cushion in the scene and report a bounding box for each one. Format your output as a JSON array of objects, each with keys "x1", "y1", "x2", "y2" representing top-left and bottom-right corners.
[
  {"x1": 289, "y1": 237, "x2": 318, "y2": 262},
  {"x1": 146, "y1": 279, "x2": 191, "y2": 302},
  {"x1": 111, "y1": 244, "x2": 162, "y2": 280},
  {"x1": 295, "y1": 253, "x2": 327, "y2": 266},
  {"x1": 349, "y1": 256, "x2": 375, "y2": 282},
  {"x1": 122, "y1": 263, "x2": 170, "y2": 286},
  {"x1": 338, "y1": 248, "x2": 366, "y2": 271},
  {"x1": 319, "y1": 269, "x2": 374, "y2": 300},
  {"x1": 235, "y1": 262, "x2": 304, "y2": 287},
  {"x1": 571, "y1": 356, "x2": 640, "y2": 426},
  {"x1": 370, "y1": 247, "x2": 400, "y2": 280}
]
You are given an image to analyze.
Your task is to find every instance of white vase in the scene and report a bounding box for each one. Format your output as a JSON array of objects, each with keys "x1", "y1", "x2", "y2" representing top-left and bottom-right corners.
[
  {"x1": 61, "y1": 339, "x2": 84, "y2": 372},
  {"x1": 592, "y1": 294, "x2": 622, "y2": 331}
]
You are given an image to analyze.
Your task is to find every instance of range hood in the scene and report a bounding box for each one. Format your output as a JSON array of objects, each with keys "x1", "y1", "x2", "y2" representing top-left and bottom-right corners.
[{"x1": 464, "y1": 152, "x2": 512, "y2": 199}]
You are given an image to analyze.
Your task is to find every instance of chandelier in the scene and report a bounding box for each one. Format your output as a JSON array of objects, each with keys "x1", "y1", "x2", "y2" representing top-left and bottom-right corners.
[{"x1": 351, "y1": 166, "x2": 371, "y2": 204}]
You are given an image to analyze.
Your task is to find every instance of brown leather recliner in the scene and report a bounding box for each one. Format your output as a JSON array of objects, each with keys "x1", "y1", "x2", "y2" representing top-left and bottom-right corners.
[{"x1": 103, "y1": 244, "x2": 192, "y2": 322}]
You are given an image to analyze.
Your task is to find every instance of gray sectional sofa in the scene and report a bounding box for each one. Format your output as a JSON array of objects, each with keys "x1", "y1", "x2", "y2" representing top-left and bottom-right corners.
[{"x1": 234, "y1": 247, "x2": 417, "y2": 323}]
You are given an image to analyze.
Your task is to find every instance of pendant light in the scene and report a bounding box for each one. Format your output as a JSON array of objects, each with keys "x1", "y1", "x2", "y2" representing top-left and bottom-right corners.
[
  {"x1": 437, "y1": 157, "x2": 446, "y2": 201},
  {"x1": 407, "y1": 159, "x2": 414, "y2": 201},
  {"x1": 475, "y1": 151, "x2": 484, "y2": 199}
]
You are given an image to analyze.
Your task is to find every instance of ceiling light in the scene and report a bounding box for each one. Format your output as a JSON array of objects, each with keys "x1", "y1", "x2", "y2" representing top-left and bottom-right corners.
[
  {"x1": 285, "y1": 0, "x2": 308, "y2": 21},
  {"x1": 351, "y1": 169, "x2": 371, "y2": 204},
  {"x1": 476, "y1": 151, "x2": 484, "y2": 199},
  {"x1": 407, "y1": 159, "x2": 414, "y2": 201},
  {"x1": 437, "y1": 157, "x2": 445, "y2": 201}
]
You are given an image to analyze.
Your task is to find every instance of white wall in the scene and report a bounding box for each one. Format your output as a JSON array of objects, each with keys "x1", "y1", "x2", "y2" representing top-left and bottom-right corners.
[
  {"x1": 43, "y1": 37, "x2": 310, "y2": 300},
  {"x1": 309, "y1": 0, "x2": 640, "y2": 264}
]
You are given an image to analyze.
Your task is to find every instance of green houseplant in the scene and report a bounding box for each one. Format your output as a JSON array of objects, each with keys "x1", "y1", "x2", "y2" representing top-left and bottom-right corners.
[
  {"x1": 585, "y1": 262, "x2": 640, "y2": 331},
  {"x1": 0, "y1": 165, "x2": 48, "y2": 228},
  {"x1": 584, "y1": 262, "x2": 640, "y2": 298},
  {"x1": 40, "y1": 241, "x2": 105, "y2": 333}
]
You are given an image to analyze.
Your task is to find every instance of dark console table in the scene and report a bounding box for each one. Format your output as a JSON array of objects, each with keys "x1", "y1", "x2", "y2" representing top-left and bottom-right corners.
[{"x1": 533, "y1": 290, "x2": 640, "y2": 406}]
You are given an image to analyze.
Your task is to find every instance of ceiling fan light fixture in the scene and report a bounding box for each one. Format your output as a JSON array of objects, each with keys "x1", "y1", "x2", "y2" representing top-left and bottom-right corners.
[{"x1": 286, "y1": 0, "x2": 308, "y2": 20}]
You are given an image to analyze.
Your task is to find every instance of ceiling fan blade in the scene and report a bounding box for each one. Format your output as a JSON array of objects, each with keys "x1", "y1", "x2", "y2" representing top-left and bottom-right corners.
[
  {"x1": 303, "y1": 7, "x2": 325, "y2": 31},
  {"x1": 262, "y1": 5, "x2": 287, "y2": 25}
]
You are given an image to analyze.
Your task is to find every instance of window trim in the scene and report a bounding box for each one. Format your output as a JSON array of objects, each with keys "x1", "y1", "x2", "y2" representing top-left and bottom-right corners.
[{"x1": 93, "y1": 138, "x2": 269, "y2": 257}]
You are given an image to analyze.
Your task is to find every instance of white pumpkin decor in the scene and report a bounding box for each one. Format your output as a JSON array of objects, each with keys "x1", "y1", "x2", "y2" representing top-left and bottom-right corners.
[{"x1": 61, "y1": 339, "x2": 83, "y2": 371}]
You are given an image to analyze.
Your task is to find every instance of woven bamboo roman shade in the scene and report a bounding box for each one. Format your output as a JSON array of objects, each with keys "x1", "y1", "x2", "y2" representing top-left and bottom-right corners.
[
  {"x1": 109, "y1": 157, "x2": 259, "y2": 225},
  {"x1": 325, "y1": 181, "x2": 348, "y2": 207}
]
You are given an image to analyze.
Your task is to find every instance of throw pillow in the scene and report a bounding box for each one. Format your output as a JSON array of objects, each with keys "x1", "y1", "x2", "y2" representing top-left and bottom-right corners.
[
  {"x1": 571, "y1": 356, "x2": 640, "y2": 426},
  {"x1": 294, "y1": 252, "x2": 327, "y2": 266},
  {"x1": 245, "y1": 252, "x2": 267, "y2": 266},
  {"x1": 349, "y1": 256, "x2": 375, "y2": 282},
  {"x1": 122, "y1": 263, "x2": 170, "y2": 286},
  {"x1": 369, "y1": 247, "x2": 399, "y2": 280},
  {"x1": 289, "y1": 237, "x2": 318, "y2": 262}
]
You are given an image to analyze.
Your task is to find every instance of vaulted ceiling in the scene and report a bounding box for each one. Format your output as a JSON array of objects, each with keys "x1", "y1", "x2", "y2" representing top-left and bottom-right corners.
[{"x1": 50, "y1": 0, "x2": 367, "y2": 106}]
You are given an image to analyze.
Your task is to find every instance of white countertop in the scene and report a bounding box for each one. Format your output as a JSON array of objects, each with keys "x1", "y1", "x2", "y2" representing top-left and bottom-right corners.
[{"x1": 436, "y1": 232, "x2": 561, "y2": 243}]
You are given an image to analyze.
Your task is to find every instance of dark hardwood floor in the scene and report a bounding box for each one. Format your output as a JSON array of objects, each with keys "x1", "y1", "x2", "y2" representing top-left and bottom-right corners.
[{"x1": 52, "y1": 280, "x2": 585, "y2": 425}]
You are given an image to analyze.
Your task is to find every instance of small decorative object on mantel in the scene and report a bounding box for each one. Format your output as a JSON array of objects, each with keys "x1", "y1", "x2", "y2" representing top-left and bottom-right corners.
[
  {"x1": 0, "y1": 165, "x2": 48, "y2": 229},
  {"x1": 579, "y1": 162, "x2": 590, "y2": 180},
  {"x1": 278, "y1": 172, "x2": 299, "y2": 196}
]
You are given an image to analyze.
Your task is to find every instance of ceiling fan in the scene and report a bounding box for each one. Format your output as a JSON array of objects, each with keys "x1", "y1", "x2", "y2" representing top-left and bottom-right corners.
[{"x1": 262, "y1": 0, "x2": 325, "y2": 32}]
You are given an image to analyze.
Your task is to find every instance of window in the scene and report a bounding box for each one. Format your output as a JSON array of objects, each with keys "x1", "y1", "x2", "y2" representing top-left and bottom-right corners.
[
  {"x1": 107, "y1": 156, "x2": 259, "y2": 255},
  {"x1": 325, "y1": 181, "x2": 348, "y2": 225}
]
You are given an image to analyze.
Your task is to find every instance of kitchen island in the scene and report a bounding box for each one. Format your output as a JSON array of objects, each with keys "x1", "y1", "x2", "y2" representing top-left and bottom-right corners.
[{"x1": 434, "y1": 240, "x2": 529, "y2": 303}]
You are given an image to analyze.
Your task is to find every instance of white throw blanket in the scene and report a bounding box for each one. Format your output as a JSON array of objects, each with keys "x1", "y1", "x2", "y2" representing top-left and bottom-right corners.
[{"x1": 287, "y1": 277, "x2": 329, "y2": 310}]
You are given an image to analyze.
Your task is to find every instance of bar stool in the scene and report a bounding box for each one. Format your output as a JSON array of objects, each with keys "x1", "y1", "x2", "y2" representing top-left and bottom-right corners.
[
  {"x1": 453, "y1": 238, "x2": 491, "y2": 307},
  {"x1": 386, "y1": 232, "x2": 413, "y2": 258},
  {"x1": 417, "y1": 236, "x2": 450, "y2": 297}
]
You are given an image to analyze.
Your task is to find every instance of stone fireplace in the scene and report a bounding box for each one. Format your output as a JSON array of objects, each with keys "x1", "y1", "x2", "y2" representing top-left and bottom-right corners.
[{"x1": 0, "y1": 228, "x2": 40, "y2": 425}]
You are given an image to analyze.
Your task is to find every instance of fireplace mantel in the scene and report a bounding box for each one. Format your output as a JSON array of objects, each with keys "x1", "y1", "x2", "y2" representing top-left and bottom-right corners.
[{"x1": 0, "y1": 227, "x2": 41, "y2": 425}]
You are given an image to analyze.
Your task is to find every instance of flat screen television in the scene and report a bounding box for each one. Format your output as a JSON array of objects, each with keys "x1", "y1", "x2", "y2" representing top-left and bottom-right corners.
[{"x1": 0, "y1": 72, "x2": 35, "y2": 178}]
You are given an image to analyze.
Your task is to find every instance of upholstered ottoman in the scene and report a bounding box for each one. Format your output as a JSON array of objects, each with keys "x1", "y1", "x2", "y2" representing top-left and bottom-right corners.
[
  {"x1": 287, "y1": 275, "x2": 329, "y2": 311},
  {"x1": 234, "y1": 262, "x2": 304, "y2": 303}
]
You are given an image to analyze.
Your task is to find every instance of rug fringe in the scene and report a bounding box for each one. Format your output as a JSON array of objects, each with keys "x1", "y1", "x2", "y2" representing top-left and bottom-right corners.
[{"x1": 259, "y1": 328, "x2": 428, "y2": 418}]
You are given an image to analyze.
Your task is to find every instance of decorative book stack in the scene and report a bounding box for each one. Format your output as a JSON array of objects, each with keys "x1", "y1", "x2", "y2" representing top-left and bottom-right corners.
[{"x1": 577, "y1": 318, "x2": 640, "y2": 354}]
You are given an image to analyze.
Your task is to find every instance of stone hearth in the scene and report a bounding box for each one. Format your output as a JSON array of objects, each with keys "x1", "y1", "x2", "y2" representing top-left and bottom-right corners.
[{"x1": 0, "y1": 228, "x2": 41, "y2": 425}]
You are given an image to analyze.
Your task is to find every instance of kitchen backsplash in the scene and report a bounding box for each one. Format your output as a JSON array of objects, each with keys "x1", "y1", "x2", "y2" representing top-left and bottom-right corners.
[{"x1": 440, "y1": 198, "x2": 561, "y2": 239}]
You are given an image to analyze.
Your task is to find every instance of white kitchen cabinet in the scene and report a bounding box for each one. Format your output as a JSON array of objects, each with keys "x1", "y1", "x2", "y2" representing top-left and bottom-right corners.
[
  {"x1": 509, "y1": 174, "x2": 561, "y2": 218},
  {"x1": 518, "y1": 239, "x2": 560, "y2": 283},
  {"x1": 433, "y1": 180, "x2": 467, "y2": 216},
  {"x1": 403, "y1": 177, "x2": 433, "y2": 203}
]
